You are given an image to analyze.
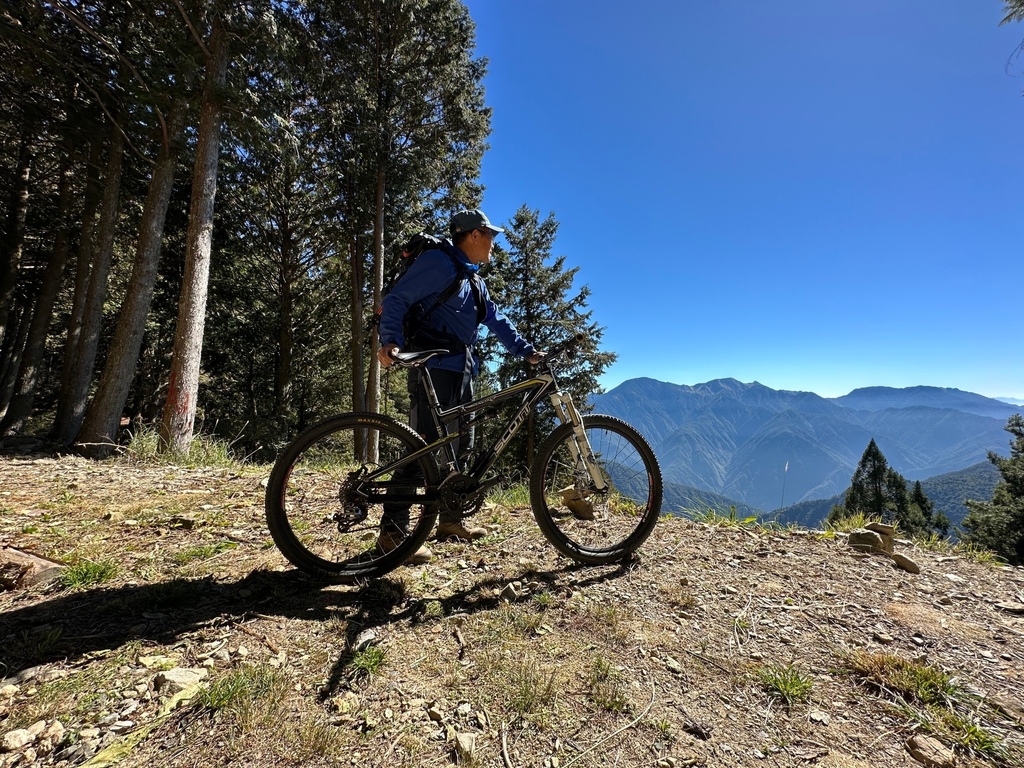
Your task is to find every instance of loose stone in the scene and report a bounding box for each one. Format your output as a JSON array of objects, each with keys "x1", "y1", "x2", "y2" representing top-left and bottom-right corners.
[{"x1": 2, "y1": 729, "x2": 35, "y2": 751}]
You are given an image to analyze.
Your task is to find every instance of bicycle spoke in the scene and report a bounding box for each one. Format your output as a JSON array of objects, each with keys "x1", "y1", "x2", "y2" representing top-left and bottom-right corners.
[
  {"x1": 531, "y1": 415, "x2": 661, "y2": 563},
  {"x1": 266, "y1": 414, "x2": 439, "y2": 580}
]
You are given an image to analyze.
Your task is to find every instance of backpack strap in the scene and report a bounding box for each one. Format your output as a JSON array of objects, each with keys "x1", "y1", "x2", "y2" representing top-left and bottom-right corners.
[{"x1": 418, "y1": 248, "x2": 485, "y2": 326}]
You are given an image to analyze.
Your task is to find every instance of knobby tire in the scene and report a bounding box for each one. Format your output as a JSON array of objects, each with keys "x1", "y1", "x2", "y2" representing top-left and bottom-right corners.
[
  {"x1": 529, "y1": 414, "x2": 662, "y2": 564},
  {"x1": 265, "y1": 413, "x2": 440, "y2": 582}
]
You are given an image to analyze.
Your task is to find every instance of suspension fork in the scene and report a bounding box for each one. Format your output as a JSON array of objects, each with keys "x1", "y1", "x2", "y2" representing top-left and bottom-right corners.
[{"x1": 548, "y1": 390, "x2": 607, "y2": 491}]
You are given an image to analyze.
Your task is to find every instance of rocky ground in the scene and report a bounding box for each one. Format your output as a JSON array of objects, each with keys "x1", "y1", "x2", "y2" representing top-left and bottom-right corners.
[{"x1": 1, "y1": 453, "x2": 1023, "y2": 768}]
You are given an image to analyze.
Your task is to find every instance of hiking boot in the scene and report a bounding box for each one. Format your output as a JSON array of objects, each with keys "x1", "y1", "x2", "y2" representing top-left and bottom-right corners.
[
  {"x1": 377, "y1": 530, "x2": 433, "y2": 565},
  {"x1": 436, "y1": 520, "x2": 487, "y2": 541}
]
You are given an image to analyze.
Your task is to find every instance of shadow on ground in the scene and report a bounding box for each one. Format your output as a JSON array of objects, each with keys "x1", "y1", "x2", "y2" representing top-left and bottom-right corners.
[{"x1": 1, "y1": 559, "x2": 636, "y2": 691}]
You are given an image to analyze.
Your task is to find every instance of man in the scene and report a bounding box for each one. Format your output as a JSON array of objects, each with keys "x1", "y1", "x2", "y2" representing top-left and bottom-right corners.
[{"x1": 377, "y1": 209, "x2": 543, "y2": 564}]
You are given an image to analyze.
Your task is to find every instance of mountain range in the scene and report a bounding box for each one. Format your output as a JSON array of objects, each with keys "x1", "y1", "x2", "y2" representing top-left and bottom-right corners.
[{"x1": 591, "y1": 379, "x2": 1019, "y2": 520}]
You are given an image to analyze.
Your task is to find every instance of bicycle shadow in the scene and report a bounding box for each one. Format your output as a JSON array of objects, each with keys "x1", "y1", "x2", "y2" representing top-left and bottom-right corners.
[
  {"x1": 0, "y1": 559, "x2": 636, "y2": 687},
  {"x1": 320, "y1": 558, "x2": 636, "y2": 697}
]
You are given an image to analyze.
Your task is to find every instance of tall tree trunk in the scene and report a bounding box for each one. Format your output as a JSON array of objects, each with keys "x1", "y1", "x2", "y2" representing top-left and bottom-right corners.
[
  {"x1": 349, "y1": 236, "x2": 366, "y2": 461},
  {"x1": 78, "y1": 102, "x2": 188, "y2": 455},
  {"x1": 160, "y1": 18, "x2": 229, "y2": 453},
  {"x1": 0, "y1": 143, "x2": 76, "y2": 433},
  {"x1": 0, "y1": 127, "x2": 34, "y2": 356},
  {"x1": 366, "y1": 165, "x2": 385, "y2": 415},
  {"x1": 54, "y1": 135, "x2": 104, "y2": 431},
  {"x1": 0, "y1": 304, "x2": 30, "y2": 416},
  {"x1": 275, "y1": 229, "x2": 294, "y2": 420},
  {"x1": 53, "y1": 122, "x2": 124, "y2": 446},
  {"x1": 349, "y1": 236, "x2": 366, "y2": 410}
]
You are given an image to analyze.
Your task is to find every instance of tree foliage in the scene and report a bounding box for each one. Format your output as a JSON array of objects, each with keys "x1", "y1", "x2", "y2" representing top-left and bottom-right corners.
[
  {"x1": 0, "y1": 2, "x2": 617, "y2": 463},
  {"x1": 1001, "y1": 1, "x2": 1024, "y2": 25},
  {"x1": 477, "y1": 205, "x2": 616, "y2": 471},
  {"x1": 962, "y1": 414, "x2": 1024, "y2": 565},
  {"x1": 827, "y1": 438, "x2": 942, "y2": 538}
]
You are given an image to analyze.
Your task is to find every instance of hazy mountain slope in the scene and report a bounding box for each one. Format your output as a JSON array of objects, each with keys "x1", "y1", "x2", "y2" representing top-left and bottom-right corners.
[
  {"x1": 848, "y1": 407, "x2": 1011, "y2": 478},
  {"x1": 657, "y1": 402, "x2": 773, "y2": 491},
  {"x1": 661, "y1": 479, "x2": 758, "y2": 518},
  {"x1": 920, "y1": 460, "x2": 1002, "y2": 529},
  {"x1": 831, "y1": 386, "x2": 1020, "y2": 420},
  {"x1": 770, "y1": 493, "x2": 843, "y2": 528},
  {"x1": 591, "y1": 378, "x2": 1015, "y2": 512},
  {"x1": 721, "y1": 409, "x2": 863, "y2": 510}
]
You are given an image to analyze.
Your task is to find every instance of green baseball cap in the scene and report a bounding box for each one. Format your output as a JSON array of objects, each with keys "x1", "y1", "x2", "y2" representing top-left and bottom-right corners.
[{"x1": 449, "y1": 209, "x2": 503, "y2": 236}]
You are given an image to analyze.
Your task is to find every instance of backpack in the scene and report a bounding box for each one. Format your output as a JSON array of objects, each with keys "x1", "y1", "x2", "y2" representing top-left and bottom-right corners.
[{"x1": 369, "y1": 232, "x2": 485, "y2": 351}]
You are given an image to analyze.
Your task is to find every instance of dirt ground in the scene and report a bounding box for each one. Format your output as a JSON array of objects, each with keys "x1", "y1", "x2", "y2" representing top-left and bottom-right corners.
[{"x1": 2, "y1": 453, "x2": 1024, "y2": 768}]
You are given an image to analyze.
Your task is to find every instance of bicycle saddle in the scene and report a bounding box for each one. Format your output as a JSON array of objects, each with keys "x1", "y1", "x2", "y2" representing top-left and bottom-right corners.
[{"x1": 389, "y1": 348, "x2": 450, "y2": 366}]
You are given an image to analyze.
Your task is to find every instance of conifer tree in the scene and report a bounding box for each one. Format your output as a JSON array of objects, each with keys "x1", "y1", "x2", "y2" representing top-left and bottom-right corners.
[
  {"x1": 830, "y1": 439, "x2": 889, "y2": 523},
  {"x1": 910, "y1": 480, "x2": 933, "y2": 522},
  {"x1": 479, "y1": 205, "x2": 615, "y2": 470},
  {"x1": 306, "y1": 0, "x2": 489, "y2": 427},
  {"x1": 962, "y1": 414, "x2": 1024, "y2": 565},
  {"x1": 1001, "y1": 1, "x2": 1024, "y2": 24},
  {"x1": 827, "y1": 439, "x2": 937, "y2": 537}
]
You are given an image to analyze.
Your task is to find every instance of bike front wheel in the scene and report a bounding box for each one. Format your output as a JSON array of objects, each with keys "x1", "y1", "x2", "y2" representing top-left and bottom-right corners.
[
  {"x1": 265, "y1": 413, "x2": 440, "y2": 581},
  {"x1": 529, "y1": 415, "x2": 662, "y2": 564}
]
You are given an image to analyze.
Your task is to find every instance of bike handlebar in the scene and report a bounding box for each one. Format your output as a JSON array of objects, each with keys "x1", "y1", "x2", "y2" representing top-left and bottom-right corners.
[
  {"x1": 544, "y1": 333, "x2": 585, "y2": 362},
  {"x1": 385, "y1": 334, "x2": 585, "y2": 370}
]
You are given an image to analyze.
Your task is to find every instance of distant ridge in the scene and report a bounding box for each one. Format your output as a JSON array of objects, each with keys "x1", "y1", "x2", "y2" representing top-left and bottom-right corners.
[
  {"x1": 592, "y1": 378, "x2": 1016, "y2": 512},
  {"x1": 831, "y1": 385, "x2": 1020, "y2": 420}
]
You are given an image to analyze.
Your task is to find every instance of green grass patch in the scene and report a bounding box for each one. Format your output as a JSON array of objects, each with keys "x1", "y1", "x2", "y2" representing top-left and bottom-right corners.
[
  {"x1": 200, "y1": 664, "x2": 287, "y2": 712},
  {"x1": 124, "y1": 425, "x2": 242, "y2": 468},
  {"x1": 4, "y1": 648, "x2": 136, "y2": 730},
  {"x1": 172, "y1": 540, "x2": 239, "y2": 565},
  {"x1": 197, "y1": 664, "x2": 346, "y2": 759},
  {"x1": 350, "y1": 646, "x2": 387, "y2": 678},
  {"x1": 844, "y1": 651, "x2": 956, "y2": 706},
  {"x1": 1, "y1": 627, "x2": 66, "y2": 671},
  {"x1": 843, "y1": 651, "x2": 1022, "y2": 766},
  {"x1": 533, "y1": 590, "x2": 556, "y2": 609},
  {"x1": 588, "y1": 655, "x2": 630, "y2": 713},
  {"x1": 756, "y1": 663, "x2": 814, "y2": 708},
  {"x1": 823, "y1": 511, "x2": 872, "y2": 533},
  {"x1": 685, "y1": 506, "x2": 759, "y2": 528},
  {"x1": 487, "y1": 483, "x2": 531, "y2": 509},
  {"x1": 507, "y1": 658, "x2": 559, "y2": 718},
  {"x1": 60, "y1": 558, "x2": 118, "y2": 589},
  {"x1": 913, "y1": 535, "x2": 1003, "y2": 565}
]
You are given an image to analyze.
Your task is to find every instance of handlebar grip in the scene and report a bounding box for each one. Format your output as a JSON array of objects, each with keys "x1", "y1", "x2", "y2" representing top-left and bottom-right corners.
[{"x1": 549, "y1": 333, "x2": 586, "y2": 359}]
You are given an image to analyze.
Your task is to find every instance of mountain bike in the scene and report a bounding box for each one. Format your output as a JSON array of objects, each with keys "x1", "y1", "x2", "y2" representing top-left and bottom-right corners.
[{"x1": 265, "y1": 335, "x2": 662, "y2": 582}]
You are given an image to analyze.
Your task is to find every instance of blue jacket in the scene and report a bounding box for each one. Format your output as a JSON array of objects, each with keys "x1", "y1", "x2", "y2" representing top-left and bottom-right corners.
[{"x1": 379, "y1": 246, "x2": 535, "y2": 375}]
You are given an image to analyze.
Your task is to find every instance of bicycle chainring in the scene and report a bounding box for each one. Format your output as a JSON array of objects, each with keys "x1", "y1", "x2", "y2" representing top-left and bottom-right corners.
[{"x1": 439, "y1": 472, "x2": 486, "y2": 517}]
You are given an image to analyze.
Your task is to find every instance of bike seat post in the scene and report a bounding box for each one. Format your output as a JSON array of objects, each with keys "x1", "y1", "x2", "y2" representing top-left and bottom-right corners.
[
  {"x1": 418, "y1": 367, "x2": 442, "y2": 422},
  {"x1": 418, "y1": 366, "x2": 461, "y2": 472}
]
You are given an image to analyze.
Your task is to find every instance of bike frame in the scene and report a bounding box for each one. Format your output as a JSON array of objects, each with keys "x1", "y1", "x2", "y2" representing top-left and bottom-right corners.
[{"x1": 354, "y1": 360, "x2": 606, "y2": 505}]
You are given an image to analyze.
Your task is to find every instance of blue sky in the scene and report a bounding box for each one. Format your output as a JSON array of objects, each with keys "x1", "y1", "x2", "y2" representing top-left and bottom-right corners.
[{"x1": 463, "y1": 1, "x2": 1024, "y2": 399}]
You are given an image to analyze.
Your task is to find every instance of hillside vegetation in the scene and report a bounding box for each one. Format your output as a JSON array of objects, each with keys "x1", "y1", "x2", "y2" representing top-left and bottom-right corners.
[
  {"x1": 593, "y1": 379, "x2": 1019, "y2": 512},
  {"x1": 2, "y1": 454, "x2": 1024, "y2": 768}
]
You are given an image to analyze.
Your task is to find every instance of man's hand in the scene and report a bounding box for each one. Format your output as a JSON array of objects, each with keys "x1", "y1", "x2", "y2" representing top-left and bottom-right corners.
[
  {"x1": 378, "y1": 343, "x2": 400, "y2": 367},
  {"x1": 527, "y1": 351, "x2": 546, "y2": 365}
]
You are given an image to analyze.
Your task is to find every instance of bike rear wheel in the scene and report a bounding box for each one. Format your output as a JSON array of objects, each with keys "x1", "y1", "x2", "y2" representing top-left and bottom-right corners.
[
  {"x1": 265, "y1": 413, "x2": 440, "y2": 581},
  {"x1": 529, "y1": 415, "x2": 662, "y2": 564}
]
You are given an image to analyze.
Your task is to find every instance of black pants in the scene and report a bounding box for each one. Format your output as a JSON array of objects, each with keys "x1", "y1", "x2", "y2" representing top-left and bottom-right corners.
[{"x1": 381, "y1": 367, "x2": 473, "y2": 534}]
